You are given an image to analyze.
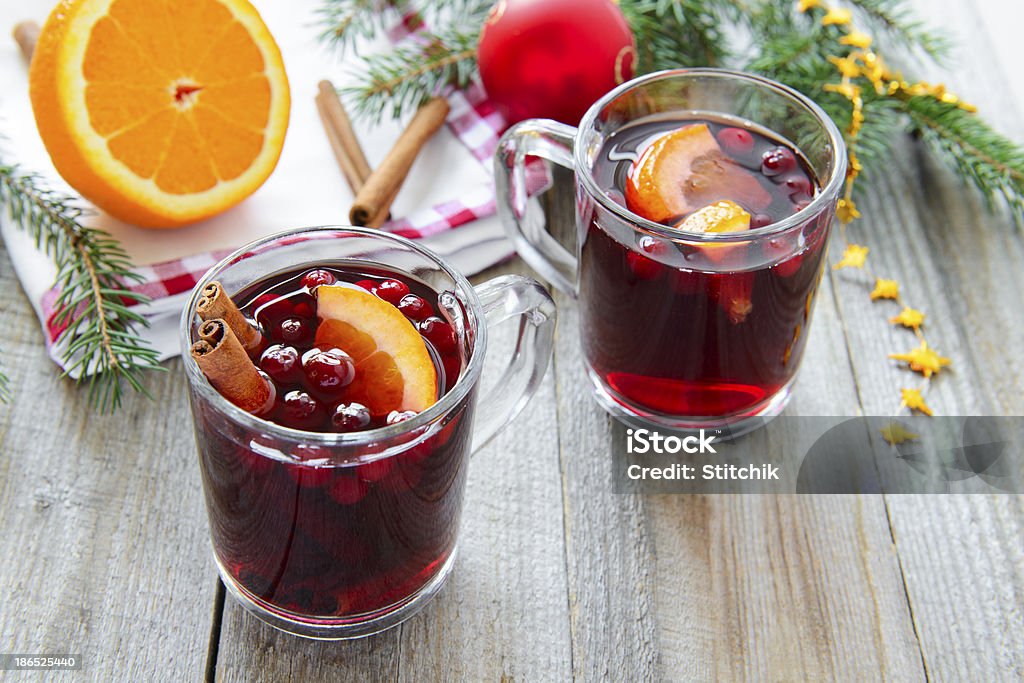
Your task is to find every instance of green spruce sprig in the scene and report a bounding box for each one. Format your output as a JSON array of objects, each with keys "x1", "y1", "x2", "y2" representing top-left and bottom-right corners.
[{"x1": 0, "y1": 160, "x2": 164, "y2": 411}]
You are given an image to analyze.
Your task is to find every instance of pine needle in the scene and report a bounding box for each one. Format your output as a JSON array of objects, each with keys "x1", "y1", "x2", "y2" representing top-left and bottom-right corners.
[{"x1": 0, "y1": 159, "x2": 164, "y2": 412}]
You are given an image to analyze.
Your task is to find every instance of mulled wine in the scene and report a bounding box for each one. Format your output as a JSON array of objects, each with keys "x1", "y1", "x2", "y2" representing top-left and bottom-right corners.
[
  {"x1": 192, "y1": 263, "x2": 472, "y2": 618},
  {"x1": 579, "y1": 116, "x2": 829, "y2": 418}
]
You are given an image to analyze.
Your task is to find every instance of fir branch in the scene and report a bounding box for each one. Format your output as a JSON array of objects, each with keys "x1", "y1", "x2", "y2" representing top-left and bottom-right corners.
[
  {"x1": 621, "y1": 0, "x2": 734, "y2": 71},
  {"x1": 844, "y1": 0, "x2": 951, "y2": 61},
  {"x1": 901, "y1": 95, "x2": 1024, "y2": 222},
  {"x1": 317, "y1": 0, "x2": 408, "y2": 55},
  {"x1": 0, "y1": 161, "x2": 164, "y2": 412},
  {"x1": 341, "y1": 25, "x2": 482, "y2": 122}
]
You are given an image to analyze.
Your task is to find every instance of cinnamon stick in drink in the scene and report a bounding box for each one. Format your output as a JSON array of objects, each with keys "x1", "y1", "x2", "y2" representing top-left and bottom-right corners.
[
  {"x1": 196, "y1": 281, "x2": 262, "y2": 353},
  {"x1": 191, "y1": 319, "x2": 273, "y2": 414},
  {"x1": 349, "y1": 97, "x2": 451, "y2": 227}
]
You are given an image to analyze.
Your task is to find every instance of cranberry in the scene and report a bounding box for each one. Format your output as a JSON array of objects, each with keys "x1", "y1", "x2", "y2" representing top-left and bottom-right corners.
[
  {"x1": 765, "y1": 239, "x2": 804, "y2": 277},
  {"x1": 398, "y1": 294, "x2": 432, "y2": 321},
  {"x1": 280, "y1": 390, "x2": 324, "y2": 430},
  {"x1": 302, "y1": 347, "x2": 355, "y2": 396},
  {"x1": 783, "y1": 174, "x2": 812, "y2": 197},
  {"x1": 751, "y1": 213, "x2": 774, "y2": 228},
  {"x1": 718, "y1": 127, "x2": 754, "y2": 155},
  {"x1": 252, "y1": 293, "x2": 292, "y2": 325},
  {"x1": 332, "y1": 402, "x2": 371, "y2": 433},
  {"x1": 442, "y1": 355, "x2": 463, "y2": 391},
  {"x1": 355, "y1": 279, "x2": 377, "y2": 291},
  {"x1": 761, "y1": 147, "x2": 796, "y2": 177},
  {"x1": 301, "y1": 269, "x2": 336, "y2": 289},
  {"x1": 626, "y1": 251, "x2": 661, "y2": 280},
  {"x1": 387, "y1": 410, "x2": 418, "y2": 425},
  {"x1": 418, "y1": 317, "x2": 457, "y2": 353},
  {"x1": 292, "y1": 301, "x2": 314, "y2": 318},
  {"x1": 357, "y1": 457, "x2": 394, "y2": 482},
  {"x1": 277, "y1": 317, "x2": 310, "y2": 344},
  {"x1": 259, "y1": 344, "x2": 302, "y2": 384},
  {"x1": 375, "y1": 278, "x2": 410, "y2": 305},
  {"x1": 327, "y1": 474, "x2": 368, "y2": 505}
]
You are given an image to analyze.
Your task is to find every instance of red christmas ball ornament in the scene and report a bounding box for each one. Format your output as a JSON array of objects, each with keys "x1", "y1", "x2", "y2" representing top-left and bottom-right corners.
[{"x1": 477, "y1": 0, "x2": 636, "y2": 126}]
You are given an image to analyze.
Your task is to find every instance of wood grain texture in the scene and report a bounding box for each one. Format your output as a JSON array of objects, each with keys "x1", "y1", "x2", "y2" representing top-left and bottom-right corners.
[
  {"x1": 213, "y1": 260, "x2": 573, "y2": 682},
  {"x1": 0, "y1": 262, "x2": 215, "y2": 681}
]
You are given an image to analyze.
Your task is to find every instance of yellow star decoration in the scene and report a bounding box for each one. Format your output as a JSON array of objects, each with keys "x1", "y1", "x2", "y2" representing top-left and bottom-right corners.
[
  {"x1": 880, "y1": 422, "x2": 920, "y2": 446},
  {"x1": 828, "y1": 55, "x2": 861, "y2": 79},
  {"x1": 821, "y1": 7, "x2": 852, "y2": 25},
  {"x1": 840, "y1": 31, "x2": 873, "y2": 49},
  {"x1": 890, "y1": 307, "x2": 925, "y2": 331},
  {"x1": 833, "y1": 243, "x2": 869, "y2": 270},
  {"x1": 900, "y1": 388, "x2": 933, "y2": 416},
  {"x1": 889, "y1": 342, "x2": 951, "y2": 378},
  {"x1": 836, "y1": 197, "x2": 860, "y2": 223},
  {"x1": 870, "y1": 278, "x2": 900, "y2": 301},
  {"x1": 797, "y1": 0, "x2": 822, "y2": 12}
]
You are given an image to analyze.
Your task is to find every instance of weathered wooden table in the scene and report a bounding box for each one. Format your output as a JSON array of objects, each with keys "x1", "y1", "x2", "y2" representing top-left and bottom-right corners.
[{"x1": 1, "y1": 0, "x2": 1022, "y2": 679}]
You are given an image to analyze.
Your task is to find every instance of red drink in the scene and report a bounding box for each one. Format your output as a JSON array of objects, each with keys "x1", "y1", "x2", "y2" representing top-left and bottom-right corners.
[
  {"x1": 580, "y1": 117, "x2": 829, "y2": 418},
  {"x1": 192, "y1": 263, "x2": 471, "y2": 618}
]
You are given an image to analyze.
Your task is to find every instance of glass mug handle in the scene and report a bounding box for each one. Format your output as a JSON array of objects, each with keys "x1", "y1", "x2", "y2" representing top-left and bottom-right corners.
[
  {"x1": 470, "y1": 275, "x2": 556, "y2": 453},
  {"x1": 494, "y1": 119, "x2": 579, "y2": 296}
]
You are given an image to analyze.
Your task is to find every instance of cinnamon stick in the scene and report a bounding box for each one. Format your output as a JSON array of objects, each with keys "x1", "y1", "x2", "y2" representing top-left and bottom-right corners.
[
  {"x1": 191, "y1": 319, "x2": 273, "y2": 415},
  {"x1": 13, "y1": 21, "x2": 39, "y2": 61},
  {"x1": 196, "y1": 281, "x2": 262, "y2": 353},
  {"x1": 349, "y1": 97, "x2": 451, "y2": 227},
  {"x1": 316, "y1": 80, "x2": 373, "y2": 187}
]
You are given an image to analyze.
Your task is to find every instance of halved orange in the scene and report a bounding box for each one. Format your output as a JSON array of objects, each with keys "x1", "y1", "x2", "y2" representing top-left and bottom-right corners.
[
  {"x1": 29, "y1": 0, "x2": 290, "y2": 228},
  {"x1": 315, "y1": 286, "x2": 438, "y2": 416},
  {"x1": 625, "y1": 123, "x2": 770, "y2": 224}
]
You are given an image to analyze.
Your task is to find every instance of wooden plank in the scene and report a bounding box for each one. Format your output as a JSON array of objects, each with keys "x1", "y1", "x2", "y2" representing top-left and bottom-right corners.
[
  {"x1": 0, "y1": 260, "x2": 216, "y2": 680},
  {"x1": 214, "y1": 259, "x2": 573, "y2": 681},
  {"x1": 828, "y1": 0, "x2": 1024, "y2": 678}
]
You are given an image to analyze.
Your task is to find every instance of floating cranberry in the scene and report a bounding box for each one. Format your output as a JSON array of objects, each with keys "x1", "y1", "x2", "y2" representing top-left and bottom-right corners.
[
  {"x1": 626, "y1": 251, "x2": 661, "y2": 280},
  {"x1": 327, "y1": 474, "x2": 368, "y2": 505},
  {"x1": 355, "y1": 279, "x2": 377, "y2": 292},
  {"x1": 761, "y1": 147, "x2": 796, "y2": 177},
  {"x1": 751, "y1": 213, "x2": 774, "y2": 229},
  {"x1": 783, "y1": 173, "x2": 812, "y2": 197},
  {"x1": 442, "y1": 356, "x2": 463, "y2": 391},
  {"x1": 387, "y1": 410, "x2": 418, "y2": 425},
  {"x1": 357, "y1": 457, "x2": 394, "y2": 482},
  {"x1": 718, "y1": 127, "x2": 754, "y2": 155},
  {"x1": 764, "y1": 239, "x2": 804, "y2": 277},
  {"x1": 277, "y1": 317, "x2": 310, "y2": 344},
  {"x1": 398, "y1": 294, "x2": 432, "y2": 321},
  {"x1": 252, "y1": 293, "x2": 292, "y2": 325},
  {"x1": 259, "y1": 344, "x2": 302, "y2": 385},
  {"x1": 301, "y1": 269, "x2": 336, "y2": 289},
  {"x1": 292, "y1": 301, "x2": 314, "y2": 318},
  {"x1": 280, "y1": 390, "x2": 324, "y2": 430},
  {"x1": 374, "y1": 279, "x2": 410, "y2": 305},
  {"x1": 418, "y1": 317, "x2": 457, "y2": 353},
  {"x1": 332, "y1": 402, "x2": 371, "y2": 433},
  {"x1": 302, "y1": 347, "x2": 355, "y2": 396}
]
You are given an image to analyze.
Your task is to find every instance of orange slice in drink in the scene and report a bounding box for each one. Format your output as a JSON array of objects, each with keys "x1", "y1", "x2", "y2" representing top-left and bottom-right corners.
[
  {"x1": 29, "y1": 0, "x2": 290, "y2": 228},
  {"x1": 625, "y1": 123, "x2": 770, "y2": 224},
  {"x1": 315, "y1": 286, "x2": 438, "y2": 416}
]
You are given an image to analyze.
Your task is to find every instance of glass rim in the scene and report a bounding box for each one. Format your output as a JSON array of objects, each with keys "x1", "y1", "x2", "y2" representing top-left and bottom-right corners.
[
  {"x1": 575, "y1": 67, "x2": 849, "y2": 243},
  {"x1": 179, "y1": 225, "x2": 488, "y2": 447}
]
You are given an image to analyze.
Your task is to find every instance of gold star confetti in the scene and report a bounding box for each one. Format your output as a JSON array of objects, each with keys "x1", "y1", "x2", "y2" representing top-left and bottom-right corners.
[
  {"x1": 881, "y1": 422, "x2": 920, "y2": 445},
  {"x1": 900, "y1": 388, "x2": 933, "y2": 416},
  {"x1": 889, "y1": 342, "x2": 951, "y2": 378},
  {"x1": 890, "y1": 307, "x2": 925, "y2": 331},
  {"x1": 836, "y1": 197, "x2": 861, "y2": 223},
  {"x1": 797, "y1": 0, "x2": 822, "y2": 11},
  {"x1": 833, "y1": 243, "x2": 869, "y2": 270},
  {"x1": 840, "y1": 31, "x2": 873, "y2": 48},
  {"x1": 828, "y1": 55, "x2": 861, "y2": 78},
  {"x1": 821, "y1": 7, "x2": 852, "y2": 25},
  {"x1": 870, "y1": 278, "x2": 900, "y2": 301}
]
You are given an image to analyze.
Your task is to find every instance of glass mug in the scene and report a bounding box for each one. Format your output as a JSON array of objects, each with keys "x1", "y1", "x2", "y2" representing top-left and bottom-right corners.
[
  {"x1": 496, "y1": 69, "x2": 846, "y2": 434},
  {"x1": 181, "y1": 226, "x2": 556, "y2": 639}
]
